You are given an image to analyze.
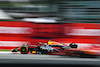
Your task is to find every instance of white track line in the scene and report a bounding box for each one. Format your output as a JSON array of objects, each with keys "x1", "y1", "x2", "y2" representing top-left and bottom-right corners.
[{"x1": 0, "y1": 51, "x2": 13, "y2": 54}]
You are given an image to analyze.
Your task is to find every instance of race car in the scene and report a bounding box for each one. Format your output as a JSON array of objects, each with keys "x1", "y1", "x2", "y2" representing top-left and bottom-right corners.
[{"x1": 11, "y1": 40, "x2": 77, "y2": 54}]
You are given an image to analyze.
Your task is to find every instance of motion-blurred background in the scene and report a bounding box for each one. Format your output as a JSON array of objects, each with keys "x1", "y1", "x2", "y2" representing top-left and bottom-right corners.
[
  {"x1": 0, "y1": 0, "x2": 99, "y2": 49},
  {"x1": 0, "y1": 0, "x2": 100, "y2": 23}
]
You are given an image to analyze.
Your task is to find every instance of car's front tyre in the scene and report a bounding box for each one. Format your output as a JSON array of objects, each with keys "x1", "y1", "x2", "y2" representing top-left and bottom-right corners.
[{"x1": 20, "y1": 46, "x2": 28, "y2": 54}]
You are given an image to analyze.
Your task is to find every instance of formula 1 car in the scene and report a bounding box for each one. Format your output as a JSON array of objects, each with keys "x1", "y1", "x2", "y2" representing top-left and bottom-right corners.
[{"x1": 11, "y1": 40, "x2": 77, "y2": 54}]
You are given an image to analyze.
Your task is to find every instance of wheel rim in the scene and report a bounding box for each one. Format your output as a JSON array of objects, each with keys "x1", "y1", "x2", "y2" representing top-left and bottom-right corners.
[
  {"x1": 22, "y1": 47, "x2": 26, "y2": 52},
  {"x1": 20, "y1": 46, "x2": 28, "y2": 54}
]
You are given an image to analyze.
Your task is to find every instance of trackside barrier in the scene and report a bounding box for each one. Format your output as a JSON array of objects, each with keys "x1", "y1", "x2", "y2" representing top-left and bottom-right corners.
[
  {"x1": 0, "y1": 21, "x2": 99, "y2": 38},
  {"x1": 0, "y1": 21, "x2": 99, "y2": 49}
]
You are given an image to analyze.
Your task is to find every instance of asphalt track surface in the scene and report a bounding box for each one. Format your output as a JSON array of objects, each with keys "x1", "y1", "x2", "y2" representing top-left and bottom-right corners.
[{"x1": 0, "y1": 52, "x2": 100, "y2": 67}]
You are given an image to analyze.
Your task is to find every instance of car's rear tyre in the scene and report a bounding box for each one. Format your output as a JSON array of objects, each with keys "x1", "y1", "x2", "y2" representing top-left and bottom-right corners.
[{"x1": 20, "y1": 46, "x2": 28, "y2": 54}]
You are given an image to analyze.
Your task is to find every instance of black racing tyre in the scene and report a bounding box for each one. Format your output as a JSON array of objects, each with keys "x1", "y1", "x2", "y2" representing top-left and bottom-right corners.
[{"x1": 20, "y1": 46, "x2": 28, "y2": 54}]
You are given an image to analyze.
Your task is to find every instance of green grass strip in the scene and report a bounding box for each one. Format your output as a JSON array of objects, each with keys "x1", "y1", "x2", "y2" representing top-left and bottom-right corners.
[{"x1": 0, "y1": 49, "x2": 10, "y2": 51}]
